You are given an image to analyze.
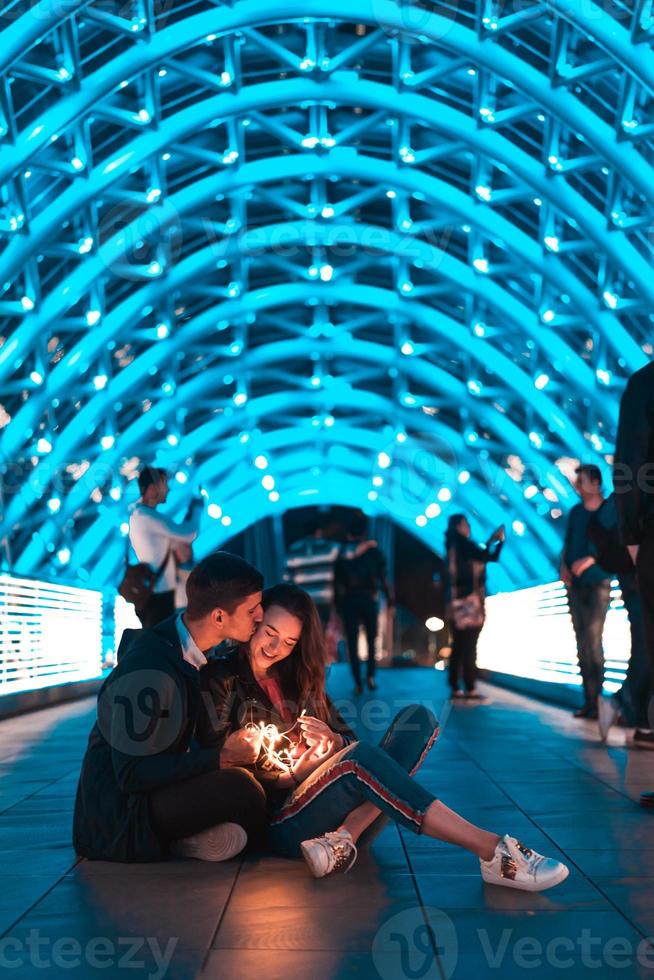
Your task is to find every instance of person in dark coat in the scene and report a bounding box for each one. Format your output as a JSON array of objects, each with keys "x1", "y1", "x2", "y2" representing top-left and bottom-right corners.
[
  {"x1": 588, "y1": 494, "x2": 651, "y2": 738},
  {"x1": 72, "y1": 552, "x2": 268, "y2": 862},
  {"x1": 443, "y1": 514, "x2": 504, "y2": 699},
  {"x1": 614, "y1": 361, "x2": 654, "y2": 804},
  {"x1": 333, "y1": 514, "x2": 394, "y2": 695}
]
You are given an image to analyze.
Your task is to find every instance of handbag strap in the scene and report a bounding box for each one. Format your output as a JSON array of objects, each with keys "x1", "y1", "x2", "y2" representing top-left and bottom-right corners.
[{"x1": 153, "y1": 547, "x2": 172, "y2": 582}]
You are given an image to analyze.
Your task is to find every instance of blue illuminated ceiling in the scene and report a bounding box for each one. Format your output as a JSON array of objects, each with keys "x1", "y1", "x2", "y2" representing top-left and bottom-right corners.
[{"x1": 0, "y1": 0, "x2": 652, "y2": 591}]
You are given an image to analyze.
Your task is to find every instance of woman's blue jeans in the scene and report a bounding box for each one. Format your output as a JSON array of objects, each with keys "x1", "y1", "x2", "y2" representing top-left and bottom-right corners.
[{"x1": 268, "y1": 704, "x2": 439, "y2": 857}]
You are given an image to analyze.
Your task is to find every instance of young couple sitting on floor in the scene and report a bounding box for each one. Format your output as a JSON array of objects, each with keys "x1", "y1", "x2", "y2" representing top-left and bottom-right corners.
[{"x1": 73, "y1": 552, "x2": 568, "y2": 891}]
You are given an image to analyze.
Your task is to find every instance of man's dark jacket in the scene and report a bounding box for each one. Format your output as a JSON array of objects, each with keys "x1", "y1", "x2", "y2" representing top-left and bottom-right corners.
[
  {"x1": 615, "y1": 362, "x2": 654, "y2": 545},
  {"x1": 72, "y1": 617, "x2": 221, "y2": 862}
]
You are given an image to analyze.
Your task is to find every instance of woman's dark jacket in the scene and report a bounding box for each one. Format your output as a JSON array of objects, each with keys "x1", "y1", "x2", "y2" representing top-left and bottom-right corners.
[
  {"x1": 443, "y1": 531, "x2": 503, "y2": 605},
  {"x1": 73, "y1": 616, "x2": 221, "y2": 862},
  {"x1": 196, "y1": 648, "x2": 356, "y2": 810}
]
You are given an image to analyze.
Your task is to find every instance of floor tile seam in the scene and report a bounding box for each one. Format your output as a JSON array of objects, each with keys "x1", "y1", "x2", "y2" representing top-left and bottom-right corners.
[
  {"x1": 479, "y1": 685, "x2": 642, "y2": 805},
  {"x1": 0, "y1": 766, "x2": 81, "y2": 817},
  {"x1": 0, "y1": 857, "x2": 82, "y2": 940},
  {"x1": 399, "y1": 813, "x2": 448, "y2": 980},
  {"x1": 202, "y1": 858, "x2": 246, "y2": 970},
  {"x1": 465, "y1": 751, "x2": 654, "y2": 944}
]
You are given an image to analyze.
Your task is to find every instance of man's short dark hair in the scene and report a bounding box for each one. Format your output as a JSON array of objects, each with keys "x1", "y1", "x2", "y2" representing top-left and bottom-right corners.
[
  {"x1": 186, "y1": 551, "x2": 263, "y2": 619},
  {"x1": 576, "y1": 464, "x2": 602, "y2": 486},
  {"x1": 138, "y1": 466, "x2": 167, "y2": 495}
]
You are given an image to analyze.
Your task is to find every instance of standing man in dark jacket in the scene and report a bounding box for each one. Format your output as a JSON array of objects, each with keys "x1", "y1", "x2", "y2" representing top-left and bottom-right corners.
[
  {"x1": 614, "y1": 362, "x2": 654, "y2": 802},
  {"x1": 561, "y1": 464, "x2": 611, "y2": 719},
  {"x1": 334, "y1": 514, "x2": 394, "y2": 695},
  {"x1": 73, "y1": 552, "x2": 268, "y2": 862}
]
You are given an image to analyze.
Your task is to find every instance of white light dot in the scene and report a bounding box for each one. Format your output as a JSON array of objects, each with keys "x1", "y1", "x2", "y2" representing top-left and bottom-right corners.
[
  {"x1": 415, "y1": 515, "x2": 427, "y2": 527},
  {"x1": 47, "y1": 497, "x2": 61, "y2": 513},
  {"x1": 377, "y1": 451, "x2": 392, "y2": 469},
  {"x1": 254, "y1": 455, "x2": 268, "y2": 470},
  {"x1": 221, "y1": 515, "x2": 232, "y2": 527},
  {"x1": 437, "y1": 488, "x2": 452, "y2": 502},
  {"x1": 425, "y1": 503, "x2": 441, "y2": 519},
  {"x1": 262, "y1": 475, "x2": 275, "y2": 491},
  {"x1": 208, "y1": 503, "x2": 223, "y2": 519}
]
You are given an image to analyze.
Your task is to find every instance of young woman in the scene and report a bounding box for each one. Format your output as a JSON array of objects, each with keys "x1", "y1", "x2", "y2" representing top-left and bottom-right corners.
[
  {"x1": 444, "y1": 514, "x2": 505, "y2": 699},
  {"x1": 197, "y1": 583, "x2": 568, "y2": 890}
]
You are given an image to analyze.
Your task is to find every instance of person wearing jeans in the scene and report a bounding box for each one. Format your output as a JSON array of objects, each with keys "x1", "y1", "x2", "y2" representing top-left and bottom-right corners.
[
  {"x1": 588, "y1": 494, "x2": 651, "y2": 738},
  {"x1": 561, "y1": 464, "x2": 611, "y2": 719},
  {"x1": 615, "y1": 361, "x2": 654, "y2": 804},
  {"x1": 269, "y1": 703, "x2": 438, "y2": 857},
  {"x1": 198, "y1": 583, "x2": 570, "y2": 892}
]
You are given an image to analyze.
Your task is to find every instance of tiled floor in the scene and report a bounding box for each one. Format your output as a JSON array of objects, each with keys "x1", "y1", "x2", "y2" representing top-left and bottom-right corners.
[{"x1": 1, "y1": 666, "x2": 653, "y2": 979}]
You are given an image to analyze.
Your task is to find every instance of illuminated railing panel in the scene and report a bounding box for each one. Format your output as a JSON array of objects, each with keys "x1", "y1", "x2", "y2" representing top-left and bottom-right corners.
[
  {"x1": 478, "y1": 580, "x2": 629, "y2": 694},
  {"x1": 0, "y1": 575, "x2": 103, "y2": 695}
]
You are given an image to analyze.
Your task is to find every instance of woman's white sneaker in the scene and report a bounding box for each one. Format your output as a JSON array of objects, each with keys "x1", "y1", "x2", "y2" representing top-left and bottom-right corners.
[
  {"x1": 170, "y1": 822, "x2": 247, "y2": 862},
  {"x1": 480, "y1": 834, "x2": 569, "y2": 892},
  {"x1": 301, "y1": 828, "x2": 358, "y2": 878}
]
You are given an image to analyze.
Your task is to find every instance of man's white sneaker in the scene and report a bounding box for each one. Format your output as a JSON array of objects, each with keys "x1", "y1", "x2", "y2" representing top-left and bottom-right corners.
[
  {"x1": 301, "y1": 828, "x2": 358, "y2": 878},
  {"x1": 598, "y1": 696, "x2": 619, "y2": 742},
  {"x1": 480, "y1": 834, "x2": 569, "y2": 892},
  {"x1": 170, "y1": 822, "x2": 247, "y2": 862}
]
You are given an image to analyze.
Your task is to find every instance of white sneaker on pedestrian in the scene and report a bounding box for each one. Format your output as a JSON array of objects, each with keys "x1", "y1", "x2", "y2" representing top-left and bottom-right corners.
[
  {"x1": 598, "y1": 696, "x2": 619, "y2": 742},
  {"x1": 480, "y1": 834, "x2": 569, "y2": 892},
  {"x1": 301, "y1": 828, "x2": 358, "y2": 878},
  {"x1": 170, "y1": 822, "x2": 247, "y2": 862}
]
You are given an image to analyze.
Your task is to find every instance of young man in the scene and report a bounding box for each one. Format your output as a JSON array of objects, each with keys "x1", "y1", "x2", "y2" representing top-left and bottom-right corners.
[
  {"x1": 561, "y1": 464, "x2": 611, "y2": 719},
  {"x1": 129, "y1": 466, "x2": 201, "y2": 628},
  {"x1": 334, "y1": 514, "x2": 394, "y2": 695},
  {"x1": 614, "y1": 362, "x2": 654, "y2": 802},
  {"x1": 73, "y1": 552, "x2": 268, "y2": 863}
]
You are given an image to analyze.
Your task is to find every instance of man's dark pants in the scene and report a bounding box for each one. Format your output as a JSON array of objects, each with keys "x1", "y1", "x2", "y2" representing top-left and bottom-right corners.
[
  {"x1": 636, "y1": 526, "x2": 654, "y2": 728},
  {"x1": 568, "y1": 580, "x2": 611, "y2": 709}
]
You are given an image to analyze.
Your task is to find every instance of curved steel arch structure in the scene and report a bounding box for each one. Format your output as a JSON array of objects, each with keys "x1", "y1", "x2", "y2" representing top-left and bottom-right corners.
[{"x1": 0, "y1": 0, "x2": 651, "y2": 590}]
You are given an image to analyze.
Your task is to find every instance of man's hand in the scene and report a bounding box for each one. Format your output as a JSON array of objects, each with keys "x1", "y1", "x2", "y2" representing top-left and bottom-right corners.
[
  {"x1": 628, "y1": 544, "x2": 640, "y2": 565},
  {"x1": 571, "y1": 556, "x2": 596, "y2": 578},
  {"x1": 220, "y1": 728, "x2": 262, "y2": 768}
]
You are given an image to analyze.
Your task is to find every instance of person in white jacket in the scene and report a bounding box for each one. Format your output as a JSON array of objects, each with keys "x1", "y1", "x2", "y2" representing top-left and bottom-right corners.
[{"x1": 128, "y1": 466, "x2": 201, "y2": 627}]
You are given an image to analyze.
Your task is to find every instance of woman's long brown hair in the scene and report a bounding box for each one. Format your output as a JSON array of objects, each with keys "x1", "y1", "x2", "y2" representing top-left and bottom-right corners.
[{"x1": 260, "y1": 583, "x2": 330, "y2": 722}]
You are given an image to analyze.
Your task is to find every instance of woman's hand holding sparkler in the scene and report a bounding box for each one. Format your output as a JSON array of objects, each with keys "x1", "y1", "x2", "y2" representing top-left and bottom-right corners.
[{"x1": 219, "y1": 728, "x2": 264, "y2": 768}]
